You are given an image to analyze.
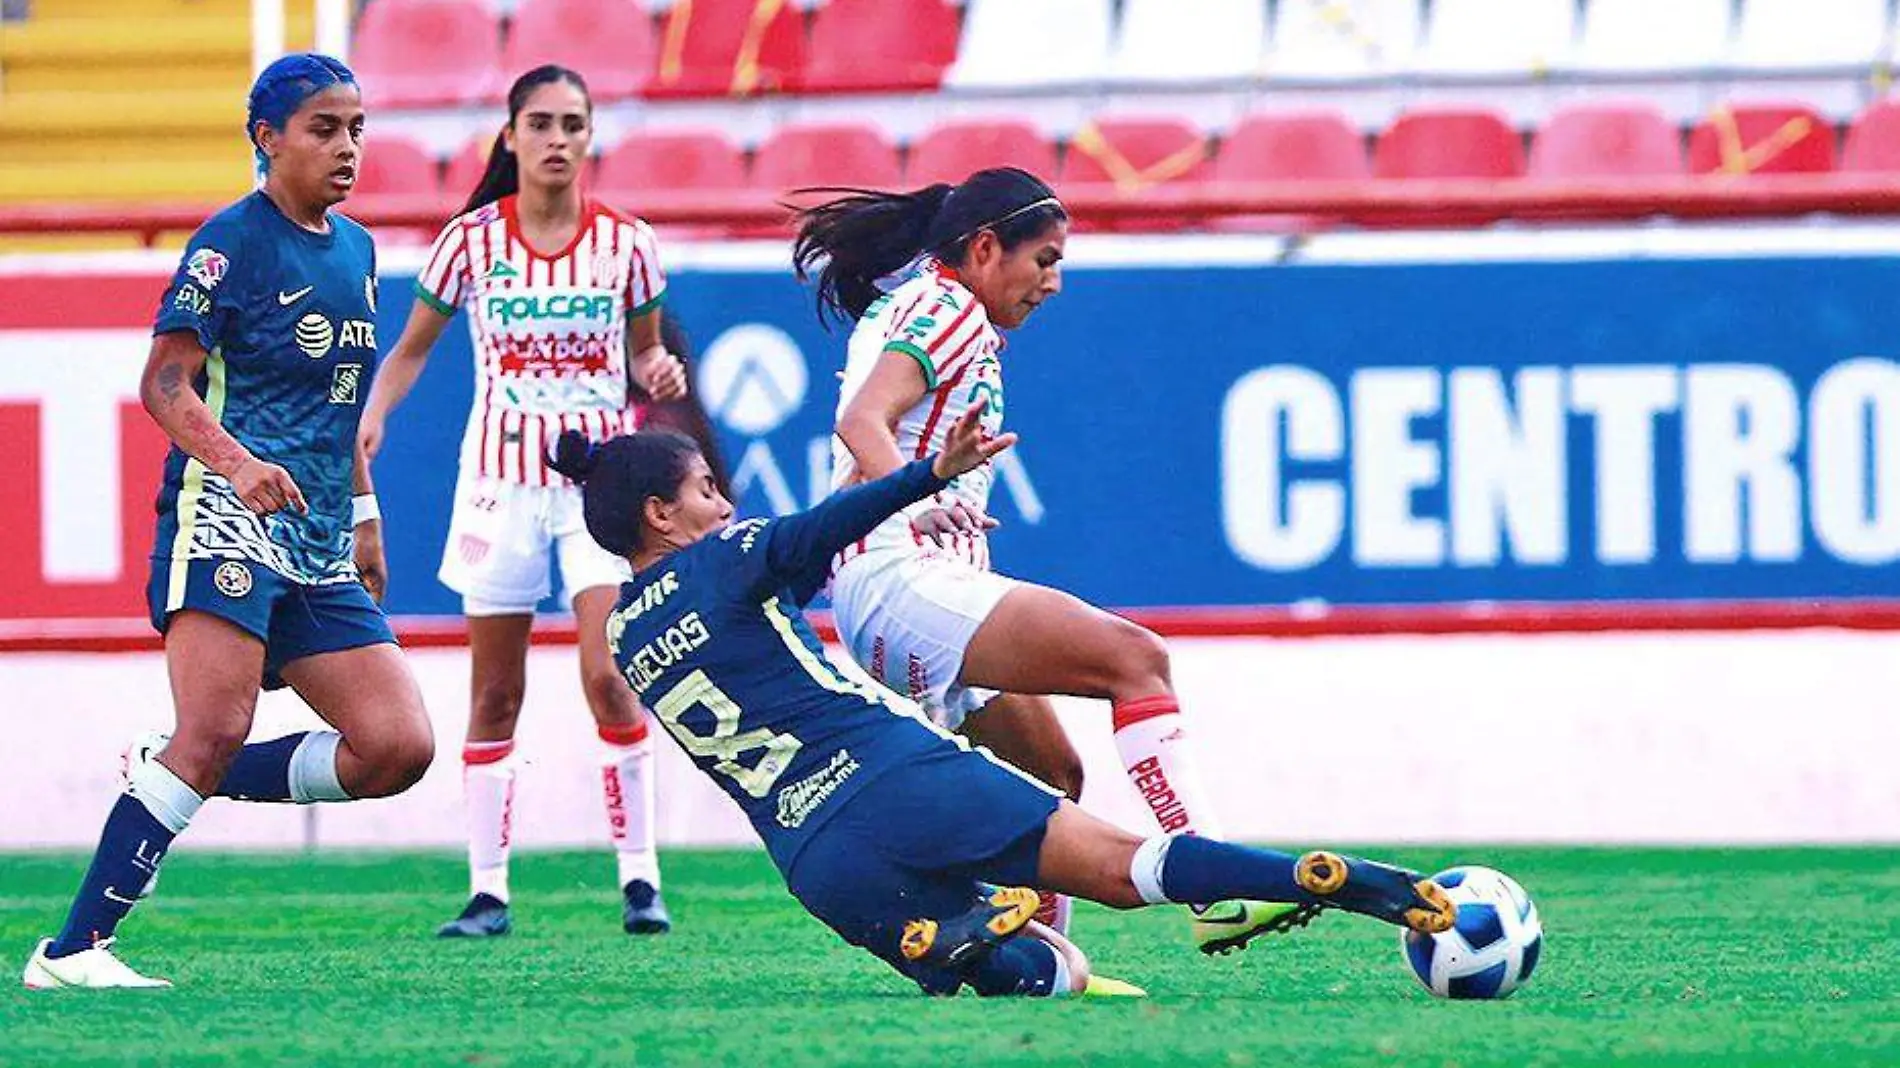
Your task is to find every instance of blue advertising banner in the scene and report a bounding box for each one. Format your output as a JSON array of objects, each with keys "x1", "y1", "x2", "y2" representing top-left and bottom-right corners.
[{"x1": 365, "y1": 254, "x2": 1900, "y2": 616}]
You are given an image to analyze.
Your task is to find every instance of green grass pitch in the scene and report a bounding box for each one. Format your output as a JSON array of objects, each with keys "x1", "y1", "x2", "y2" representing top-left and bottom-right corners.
[{"x1": 2, "y1": 847, "x2": 1897, "y2": 1067}]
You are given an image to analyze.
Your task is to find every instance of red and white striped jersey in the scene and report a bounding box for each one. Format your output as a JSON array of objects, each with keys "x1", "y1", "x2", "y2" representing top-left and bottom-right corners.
[
  {"x1": 830, "y1": 259, "x2": 1005, "y2": 569},
  {"x1": 415, "y1": 196, "x2": 665, "y2": 485}
]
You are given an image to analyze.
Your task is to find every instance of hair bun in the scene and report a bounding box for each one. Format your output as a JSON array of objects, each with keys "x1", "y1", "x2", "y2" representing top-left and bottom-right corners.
[{"x1": 546, "y1": 429, "x2": 599, "y2": 483}]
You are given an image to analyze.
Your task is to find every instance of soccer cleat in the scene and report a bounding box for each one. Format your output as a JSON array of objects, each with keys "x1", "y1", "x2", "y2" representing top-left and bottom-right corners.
[
  {"x1": 1294, "y1": 851, "x2": 1458, "y2": 934},
  {"x1": 22, "y1": 938, "x2": 171, "y2": 990},
  {"x1": 622, "y1": 880, "x2": 671, "y2": 935},
  {"x1": 436, "y1": 893, "x2": 512, "y2": 938},
  {"x1": 120, "y1": 731, "x2": 171, "y2": 900},
  {"x1": 1083, "y1": 973, "x2": 1149, "y2": 998},
  {"x1": 900, "y1": 885, "x2": 1040, "y2": 970},
  {"x1": 1192, "y1": 899, "x2": 1323, "y2": 956}
]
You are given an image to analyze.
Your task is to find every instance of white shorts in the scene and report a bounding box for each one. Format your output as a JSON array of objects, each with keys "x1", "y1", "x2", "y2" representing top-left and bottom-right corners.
[
  {"x1": 437, "y1": 474, "x2": 630, "y2": 616},
  {"x1": 829, "y1": 550, "x2": 1020, "y2": 731}
]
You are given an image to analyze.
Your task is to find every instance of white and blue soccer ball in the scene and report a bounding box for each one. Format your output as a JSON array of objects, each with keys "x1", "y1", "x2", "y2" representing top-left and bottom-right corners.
[{"x1": 1401, "y1": 866, "x2": 1542, "y2": 999}]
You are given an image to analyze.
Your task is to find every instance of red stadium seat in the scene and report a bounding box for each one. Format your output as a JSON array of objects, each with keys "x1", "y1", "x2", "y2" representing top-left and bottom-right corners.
[
  {"x1": 353, "y1": 135, "x2": 440, "y2": 196},
  {"x1": 503, "y1": 0, "x2": 656, "y2": 102},
  {"x1": 598, "y1": 129, "x2": 749, "y2": 193},
  {"x1": 1843, "y1": 100, "x2": 1900, "y2": 173},
  {"x1": 1215, "y1": 112, "x2": 1370, "y2": 182},
  {"x1": 751, "y1": 123, "x2": 901, "y2": 192},
  {"x1": 351, "y1": 0, "x2": 502, "y2": 108},
  {"x1": 802, "y1": 0, "x2": 960, "y2": 93},
  {"x1": 442, "y1": 137, "x2": 499, "y2": 203},
  {"x1": 907, "y1": 121, "x2": 1059, "y2": 186},
  {"x1": 647, "y1": 0, "x2": 806, "y2": 98},
  {"x1": 1529, "y1": 104, "x2": 1684, "y2": 178},
  {"x1": 1374, "y1": 109, "x2": 1525, "y2": 179},
  {"x1": 1687, "y1": 105, "x2": 1836, "y2": 176},
  {"x1": 1061, "y1": 118, "x2": 1210, "y2": 191}
]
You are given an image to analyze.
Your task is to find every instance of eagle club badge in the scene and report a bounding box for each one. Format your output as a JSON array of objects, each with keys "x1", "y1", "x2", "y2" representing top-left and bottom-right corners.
[{"x1": 213, "y1": 560, "x2": 253, "y2": 598}]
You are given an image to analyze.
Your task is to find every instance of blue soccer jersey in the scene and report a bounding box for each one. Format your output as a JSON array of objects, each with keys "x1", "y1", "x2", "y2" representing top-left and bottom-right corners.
[
  {"x1": 609, "y1": 461, "x2": 976, "y2": 871},
  {"x1": 151, "y1": 191, "x2": 380, "y2": 586}
]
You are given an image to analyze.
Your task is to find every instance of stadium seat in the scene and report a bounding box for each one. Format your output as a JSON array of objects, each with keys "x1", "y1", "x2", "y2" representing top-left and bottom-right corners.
[
  {"x1": 1106, "y1": 0, "x2": 1266, "y2": 84},
  {"x1": 1413, "y1": 0, "x2": 1576, "y2": 79},
  {"x1": 354, "y1": 135, "x2": 441, "y2": 196},
  {"x1": 1729, "y1": 0, "x2": 1888, "y2": 71},
  {"x1": 1842, "y1": 100, "x2": 1900, "y2": 173},
  {"x1": 1567, "y1": 0, "x2": 1731, "y2": 73},
  {"x1": 502, "y1": 0, "x2": 656, "y2": 101},
  {"x1": 750, "y1": 123, "x2": 902, "y2": 192},
  {"x1": 802, "y1": 0, "x2": 960, "y2": 93},
  {"x1": 1373, "y1": 109, "x2": 1525, "y2": 179},
  {"x1": 647, "y1": 0, "x2": 806, "y2": 98},
  {"x1": 1528, "y1": 104, "x2": 1684, "y2": 178},
  {"x1": 443, "y1": 137, "x2": 499, "y2": 201},
  {"x1": 597, "y1": 129, "x2": 749, "y2": 192},
  {"x1": 907, "y1": 121, "x2": 1060, "y2": 186},
  {"x1": 946, "y1": 0, "x2": 1113, "y2": 90},
  {"x1": 1266, "y1": 0, "x2": 1421, "y2": 80},
  {"x1": 351, "y1": 0, "x2": 503, "y2": 108},
  {"x1": 1688, "y1": 104, "x2": 1836, "y2": 175},
  {"x1": 1215, "y1": 112, "x2": 1370, "y2": 181},
  {"x1": 1062, "y1": 118, "x2": 1211, "y2": 191}
]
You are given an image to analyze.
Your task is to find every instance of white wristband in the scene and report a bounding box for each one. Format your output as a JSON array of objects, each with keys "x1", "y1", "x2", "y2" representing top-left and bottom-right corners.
[{"x1": 352, "y1": 494, "x2": 381, "y2": 526}]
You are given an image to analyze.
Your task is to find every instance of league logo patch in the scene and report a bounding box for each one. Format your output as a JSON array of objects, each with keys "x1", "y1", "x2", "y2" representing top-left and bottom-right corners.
[
  {"x1": 213, "y1": 560, "x2": 253, "y2": 599},
  {"x1": 186, "y1": 248, "x2": 228, "y2": 290},
  {"x1": 471, "y1": 203, "x2": 502, "y2": 226},
  {"x1": 330, "y1": 363, "x2": 363, "y2": 405}
]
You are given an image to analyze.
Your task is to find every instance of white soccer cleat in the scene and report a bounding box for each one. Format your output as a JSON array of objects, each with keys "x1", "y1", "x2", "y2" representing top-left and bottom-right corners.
[{"x1": 23, "y1": 938, "x2": 171, "y2": 990}]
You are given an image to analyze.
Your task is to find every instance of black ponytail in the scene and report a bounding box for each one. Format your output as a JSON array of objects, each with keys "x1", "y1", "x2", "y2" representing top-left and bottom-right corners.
[
  {"x1": 548, "y1": 429, "x2": 703, "y2": 557},
  {"x1": 462, "y1": 64, "x2": 592, "y2": 216},
  {"x1": 791, "y1": 167, "x2": 1068, "y2": 327}
]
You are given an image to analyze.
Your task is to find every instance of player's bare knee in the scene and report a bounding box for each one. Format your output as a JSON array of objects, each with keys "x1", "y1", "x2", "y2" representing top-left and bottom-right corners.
[
  {"x1": 580, "y1": 666, "x2": 632, "y2": 720},
  {"x1": 1107, "y1": 618, "x2": 1172, "y2": 697},
  {"x1": 1048, "y1": 756, "x2": 1085, "y2": 801},
  {"x1": 470, "y1": 677, "x2": 526, "y2": 734}
]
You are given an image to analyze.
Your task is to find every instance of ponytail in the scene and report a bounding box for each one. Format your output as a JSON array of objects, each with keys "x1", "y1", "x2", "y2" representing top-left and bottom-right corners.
[
  {"x1": 791, "y1": 184, "x2": 953, "y2": 326},
  {"x1": 461, "y1": 129, "x2": 520, "y2": 216},
  {"x1": 791, "y1": 167, "x2": 1069, "y2": 328}
]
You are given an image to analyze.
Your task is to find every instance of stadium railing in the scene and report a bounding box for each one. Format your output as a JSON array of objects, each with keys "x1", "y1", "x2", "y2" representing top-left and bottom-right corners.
[{"x1": 6, "y1": 175, "x2": 1900, "y2": 245}]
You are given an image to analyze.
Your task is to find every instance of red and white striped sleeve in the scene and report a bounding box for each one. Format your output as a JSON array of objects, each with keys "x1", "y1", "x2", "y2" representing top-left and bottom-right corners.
[
  {"x1": 627, "y1": 220, "x2": 666, "y2": 317},
  {"x1": 414, "y1": 215, "x2": 471, "y2": 316},
  {"x1": 883, "y1": 281, "x2": 989, "y2": 390}
]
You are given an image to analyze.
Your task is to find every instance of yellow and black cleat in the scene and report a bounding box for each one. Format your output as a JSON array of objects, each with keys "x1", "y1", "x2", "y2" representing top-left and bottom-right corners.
[
  {"x1": 900, "y1": 885, "x2": 1041, "y2": 969},
  {"x1": 1295, "y1": 850, "x2": 1458, "y2": 935}
]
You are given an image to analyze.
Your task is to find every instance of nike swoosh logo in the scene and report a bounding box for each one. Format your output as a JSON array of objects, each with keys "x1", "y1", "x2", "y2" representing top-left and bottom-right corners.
[
  {"x1": 102, "y1": 887, "x2": 137, "y2": 905},
  {"x1": 278, "y1": 286, "x2": 314, "y2": 306}
]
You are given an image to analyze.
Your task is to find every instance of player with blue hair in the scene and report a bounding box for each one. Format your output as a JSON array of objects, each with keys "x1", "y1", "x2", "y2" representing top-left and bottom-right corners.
[
  {"x1": 549, "y1": 415, "x2": 1458, "y2": 998},
  {"x1": 23, "y1": 53, "x2": 435, "y2": 990}
]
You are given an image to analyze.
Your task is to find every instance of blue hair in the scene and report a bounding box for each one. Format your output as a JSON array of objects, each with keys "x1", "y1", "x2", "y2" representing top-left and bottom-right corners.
[{"x1": 247, "y1": 52, "x2": 358, "y2": 174}]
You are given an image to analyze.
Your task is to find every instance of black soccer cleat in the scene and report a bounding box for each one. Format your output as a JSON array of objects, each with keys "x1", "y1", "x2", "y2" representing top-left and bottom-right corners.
[
  {"x1": 436, "y1": 893, "x2": 512, "y2": 938},
  {"x1": 622, "y1": 880, "x2": 672, "y2": 935},
  {"x1": 899, "y1": 884, "x2": 1040, "y2": 970},
  {"x1": 1295, "y1": 851, "x2": 1458, "y2": 935}
]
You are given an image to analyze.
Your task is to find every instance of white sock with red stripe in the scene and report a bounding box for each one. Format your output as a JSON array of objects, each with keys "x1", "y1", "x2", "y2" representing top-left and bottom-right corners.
[
  {"x1": 463, "y1": 740, "x2": 517, "y2": 904},
  {"x1": 1112, "y1": 695, "x2": 1224, "y2": 839},
  {"x1": 598, "y1": 722, "x2": 661, "y2": 891}
]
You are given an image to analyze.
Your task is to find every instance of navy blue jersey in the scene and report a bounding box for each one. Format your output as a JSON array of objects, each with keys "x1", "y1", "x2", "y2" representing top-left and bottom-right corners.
[
  {"x1": 151, "y1": 191, "x2": 380, "y2": 585},
  {"x1": 609, "y1": 461, "x2": 972, "y2": 871}
]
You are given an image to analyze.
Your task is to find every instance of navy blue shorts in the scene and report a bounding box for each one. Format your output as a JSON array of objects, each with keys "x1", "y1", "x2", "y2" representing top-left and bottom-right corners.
[
  {"x1": 147, "y1": 557, "x2": 394, "y2": 689},
  {"x1": 784, "y1": 743, "x2": 1063, "y2": 995}
]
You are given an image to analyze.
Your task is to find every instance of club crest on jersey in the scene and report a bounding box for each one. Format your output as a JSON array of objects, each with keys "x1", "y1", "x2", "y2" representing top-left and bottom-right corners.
[
  {"x1": 591, "y1": 250, "x2": 624, "y2": 292},
  {"x1": 186, "y1": 248, "x2": 228, "y2": 290},
  {"x1": 213, "y1": 561, "x2": 253, "y2": 598},
  {"x1": 330, "y1": 363, "x2": 363, "y2": 404}
]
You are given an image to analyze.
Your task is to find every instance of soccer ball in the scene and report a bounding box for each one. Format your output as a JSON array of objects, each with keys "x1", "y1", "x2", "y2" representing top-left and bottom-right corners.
[{"x1": 1400, "y1": 866, "x2": 1542, "y2": 999}]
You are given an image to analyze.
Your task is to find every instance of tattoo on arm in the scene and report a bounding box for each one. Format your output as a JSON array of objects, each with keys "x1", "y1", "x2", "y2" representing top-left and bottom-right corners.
[{"x1": 154, "y1": 361, "x2": 186, "y2": 404}]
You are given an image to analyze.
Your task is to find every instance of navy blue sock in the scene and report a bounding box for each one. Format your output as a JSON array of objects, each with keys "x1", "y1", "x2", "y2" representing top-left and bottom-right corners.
[
  {"x1": 1158, "y1": 835, "x2": 1318, "y2": 907},
  {"x1": 48, "y1": 794, "x2": 177, "y2": 958},
  {"x1": 216, "y1": 732, "x2": 309, "y2": 801}
]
